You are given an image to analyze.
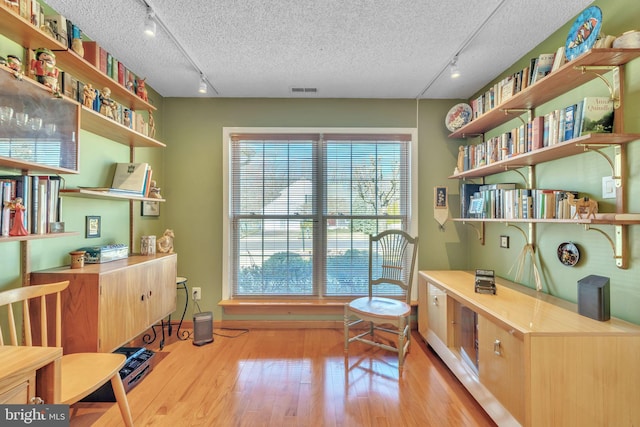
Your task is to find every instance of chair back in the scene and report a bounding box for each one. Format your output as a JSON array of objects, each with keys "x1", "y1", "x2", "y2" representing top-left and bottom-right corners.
[
  {"x1": 368, "y1": 230, "x2": 418, "y2": 304},
  {"x1": 0, "y1": 281, "x2": 69, "y2": 347}
]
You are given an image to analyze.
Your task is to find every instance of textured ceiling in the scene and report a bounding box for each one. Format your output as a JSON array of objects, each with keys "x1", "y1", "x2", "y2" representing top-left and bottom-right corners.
[{"x1": 44, "y1": 0, "x2": 593, "y2": 99}]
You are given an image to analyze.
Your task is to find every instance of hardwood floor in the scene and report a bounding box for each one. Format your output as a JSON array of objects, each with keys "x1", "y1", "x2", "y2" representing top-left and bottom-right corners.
[{"x1": 69, "y1": 328, "x2": 496, "y2": 426}]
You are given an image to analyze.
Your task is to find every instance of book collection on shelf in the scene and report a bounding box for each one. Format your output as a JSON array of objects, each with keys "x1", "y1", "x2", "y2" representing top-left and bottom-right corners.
[
  {"x1": 1, "y1": 1, "x2": 156, "y2": 139},
  {"x1": 1, "y1": 174, "x2": 61, "y2": 237},
  {"x1": 459, "y1": 96, "x2": 614, "y2": 173},
  {"x1": 460, "y1": 182, "x2": 586, "y2": 220},
  {"x1": 78, "y1": 162, "x2": 156, "y2": 199}
]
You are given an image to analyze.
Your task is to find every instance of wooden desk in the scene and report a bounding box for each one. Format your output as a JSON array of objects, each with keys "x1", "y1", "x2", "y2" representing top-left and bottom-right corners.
[{"x1": 0, "y1": 346, "x2": 62, "y2": 404}]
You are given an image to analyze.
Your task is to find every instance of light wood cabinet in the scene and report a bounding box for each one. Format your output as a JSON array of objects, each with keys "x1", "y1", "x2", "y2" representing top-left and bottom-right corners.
[
  {"x1": 418, "y1": 270, "x2": 640, "y2": 427},
  {"x1": 30, "y1": 253, "x2": 177, "y2": 354},
  {"x1": 0, "y1": 376, "x2": 33, "y2": 404}
]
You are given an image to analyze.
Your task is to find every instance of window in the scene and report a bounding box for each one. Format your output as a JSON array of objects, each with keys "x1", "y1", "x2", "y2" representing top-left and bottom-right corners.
[{"x1": 225, "y1": 128, "x2": 416, "y2": 299}]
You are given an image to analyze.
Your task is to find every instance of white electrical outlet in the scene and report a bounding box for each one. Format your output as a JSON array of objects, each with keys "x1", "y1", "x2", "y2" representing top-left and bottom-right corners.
[
  {"x1": 192, "y1": 287, "x2": 201, "y2": 300},
  {"x1": 602, "y1": 176, "x2": 616, "y2": 199}
]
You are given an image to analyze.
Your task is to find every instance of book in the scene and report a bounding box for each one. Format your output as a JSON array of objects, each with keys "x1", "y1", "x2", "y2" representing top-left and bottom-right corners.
[
  {"x1": 564, "y1": 104, "x2": 576, "y2": 141},
  {"x1": 110, "y1": 163, "x2": 150, "y2": 195},
  {"x1": 530, "y1": 53, "x2": 555, "y2": 85},
  {"x1": 530, "y1": 116, "x2": 544, "y2": 150},
  {"x1": 579, "y1": 97, "x2": 614, "y2": 135},
  {"x1": 82, "y1": 41, "x2": 101, "y2": 68},
  {"x1": 1, "y1": 180, "x2": 13, "y2": 236},
  {"x1": 551, "y1": 46, "x2": 566, "y2": 72}
]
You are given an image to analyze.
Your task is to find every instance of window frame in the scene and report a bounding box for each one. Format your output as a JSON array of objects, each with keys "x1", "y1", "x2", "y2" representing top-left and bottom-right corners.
[{"x1": 222, "y1": 127, "x2": 418, "y2": 301}]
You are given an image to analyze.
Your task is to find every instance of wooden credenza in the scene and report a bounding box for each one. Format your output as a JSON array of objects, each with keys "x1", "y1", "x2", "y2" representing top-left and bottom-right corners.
[
  {"x1": 418, "y1": 270, "x2": 640, "y2": 427},
  {"x1": 30, "y1": 253, "x2": 177, "y2": 354}
]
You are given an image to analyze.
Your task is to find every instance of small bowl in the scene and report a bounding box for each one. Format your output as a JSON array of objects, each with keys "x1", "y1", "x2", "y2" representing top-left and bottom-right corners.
[{"x1": 613, "y1": 30, "x2": 640, "y2": 49}]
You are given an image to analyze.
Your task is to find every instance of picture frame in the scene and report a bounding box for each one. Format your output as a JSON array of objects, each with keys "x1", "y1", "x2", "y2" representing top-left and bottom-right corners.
[
  {"x1": 141, "y1": 200, "x2": 160, "y2": 217},
  {"x1": 434, "y1": 186, "x2": 448, "y2": 209},
  {"x1": 85, "y1": 215, "x2": 101, "y2": 238}
]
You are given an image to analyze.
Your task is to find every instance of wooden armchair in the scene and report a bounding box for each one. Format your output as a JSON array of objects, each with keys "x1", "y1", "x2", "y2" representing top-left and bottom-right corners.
[
  {"x1": 344, "y1": 230, "x2": 418, "y2": 372},
  {"x1": 0, "y1": 281, "x2": 133, "y2": 426}
]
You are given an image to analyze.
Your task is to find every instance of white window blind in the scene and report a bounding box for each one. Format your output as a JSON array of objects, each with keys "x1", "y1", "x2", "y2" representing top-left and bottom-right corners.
[{"x1": 230, "y1": 131, "x2": 412, "y2": 298}]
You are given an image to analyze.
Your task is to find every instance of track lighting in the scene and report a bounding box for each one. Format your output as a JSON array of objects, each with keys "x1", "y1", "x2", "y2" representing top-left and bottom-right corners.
[
  {"x1": 450, "y1": 55, "x2": 461, "y2": 79},
  {"x1": 144, "y1": 8, "x2": 156, "y2": 37},
  {"x1": 198, "y1": 75, "x2": 207, "y2": 94}
]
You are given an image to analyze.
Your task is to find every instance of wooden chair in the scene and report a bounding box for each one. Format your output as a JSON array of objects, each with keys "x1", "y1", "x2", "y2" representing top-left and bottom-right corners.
[
  {"x1": 0, "y1": 281, "x2": 133, "y2": 426},
  {"x1": 344, "y1": 230, "x2": 418, "y2": 372}
]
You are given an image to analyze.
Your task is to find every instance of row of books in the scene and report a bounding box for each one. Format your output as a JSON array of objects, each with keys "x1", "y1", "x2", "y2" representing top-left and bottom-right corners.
[
  {"x1": 56, "y1": 70, "x2": 152, "y2": 136},
  {"x1": 470, "y1": 50, "x2": 566, "y2": 120},
  {"x1": 461, "y1": 183, "x2": 589, "y2": 220},
  {"x1": 109, "y1": 162, "x2": 154, "y2": 197},
  {"x1": 1, "y1": 175, "x2": 61, "y2": 237},
  {"x1": 459, "y1": 97, "x2": 614, "y2": 172},
  {"x1": 82, "y1": 41, "x2": 141, "y2": 95}
]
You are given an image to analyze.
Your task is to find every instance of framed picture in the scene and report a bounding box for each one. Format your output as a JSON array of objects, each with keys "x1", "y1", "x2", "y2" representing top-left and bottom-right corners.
[
  {"x1": 141, "y1": 200, "x2": 160, "y2": 217},
  {"x1": 434, "y1": 186, "x2": 448, "y2": 209},
  {"x1": 85, "y1": 215, "x2": 101, "y2": 238}
]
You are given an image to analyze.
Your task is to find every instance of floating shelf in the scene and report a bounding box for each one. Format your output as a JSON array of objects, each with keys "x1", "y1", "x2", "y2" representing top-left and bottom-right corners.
[
  {"x1": 80, "y1": 107, "x2": 165, "y2": 148},
  {"x1": 60, "y1": 188, "x2": 166, "y2": 202}
]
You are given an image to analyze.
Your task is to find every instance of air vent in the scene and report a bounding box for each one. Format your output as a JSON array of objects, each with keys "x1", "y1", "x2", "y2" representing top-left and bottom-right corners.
[{"x1": 290, "y1": 87, "x2": 318, "y2": 94}]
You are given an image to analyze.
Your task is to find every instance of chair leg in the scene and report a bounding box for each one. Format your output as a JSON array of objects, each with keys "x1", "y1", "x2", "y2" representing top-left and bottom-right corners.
[
  {"x1": 111, "y1": 373, "x2": 134, "y2": 427},
  {"x1": 398, "y1": 318, "x2": 406, "y2": 372},
  {"x1": 344, "y1": 307, "x2": 349, "y2": 353}
]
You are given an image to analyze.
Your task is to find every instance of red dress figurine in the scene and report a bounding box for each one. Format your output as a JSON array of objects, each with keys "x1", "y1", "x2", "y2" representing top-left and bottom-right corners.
[
  {"x1": 8, "y1": 198, "x2": 29, "y2": 236},
  {"x1": 30, "y1": 48, "x2": 59, "y2": 94}
]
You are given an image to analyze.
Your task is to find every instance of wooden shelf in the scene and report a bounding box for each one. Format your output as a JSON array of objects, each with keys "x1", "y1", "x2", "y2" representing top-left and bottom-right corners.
[
  {"x1": 0, "y1": 155, "x2": 78, "y2": 175},
  {"x1": 80, "y1": 107, "x2": 165, "y2": 148},
  {"x1": 60, "y1": 188, "x2": 166, "y2": 202},
  {"x1": 449, "y1": 133, "x2": 640, "y2": 179},
  {"x1": 449, "y1": 48, "x2": 640, "y2": 138},
  {"x1": 453, "y1": 213, "x2": 640, "y2": 226},
  {"x1": 0, "y1": 232, "x2": 78, "y2": 243},
  {"x1": 0, "y1": 4, "x2": 155, "y2": 112}
]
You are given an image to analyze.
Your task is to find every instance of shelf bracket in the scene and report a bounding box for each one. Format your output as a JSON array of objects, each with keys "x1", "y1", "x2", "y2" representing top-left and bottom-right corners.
[
  {"x1": 500, "y1": 108, "x2": 533, "y2": 124},
  {"x1": 579, "y1": 144, "x2": 622, "y2": 187},
  {"x1": 461, "y1": 221, "x2": 485, "y2": 245},
  {"x1": 574, "y1": 65, "x2": 621, "y2": 109},
  {"x1": 583, "y1": 224, "x2": 626, "y2": 268}
]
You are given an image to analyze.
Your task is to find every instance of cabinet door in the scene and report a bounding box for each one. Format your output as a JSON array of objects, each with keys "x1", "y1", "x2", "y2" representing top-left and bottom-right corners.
[
  {"x1": 417, "y1": 278, "x2": 428, "y2": 340},
  {"x1": 478, "y1": 314, "x2": 525, "y2": 424},
  {"x1": 427, "y1": 282, "x2": 448, "y2": 345},
  {"x1": 145, "y1": 255, "x2": 177, "y2": 326}
]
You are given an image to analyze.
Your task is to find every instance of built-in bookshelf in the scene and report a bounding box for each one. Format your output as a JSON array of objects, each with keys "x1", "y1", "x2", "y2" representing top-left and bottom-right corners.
[{"x1": 449, "y1": 48, "x2": 640, "y2": 268}]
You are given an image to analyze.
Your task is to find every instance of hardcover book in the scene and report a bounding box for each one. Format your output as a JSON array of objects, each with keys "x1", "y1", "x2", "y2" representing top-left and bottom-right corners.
[
  {"x1": 579, "y1": 97, "x2": 614, "y2": 135},
  {"x1": 111, "y1": 163, "x2": 150, "y2": 195},
  {"x1": 530, "y1": 53, "x2": 555, "y2": 85}
]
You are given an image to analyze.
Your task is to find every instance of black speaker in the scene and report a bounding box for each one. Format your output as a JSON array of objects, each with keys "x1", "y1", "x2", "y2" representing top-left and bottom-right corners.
[
  {"x1": 577, "y1": 275, "x2": 610, "y2": 321},
  {"x1": 193, "y1": 311, "x2": 214, "y2": 346}
]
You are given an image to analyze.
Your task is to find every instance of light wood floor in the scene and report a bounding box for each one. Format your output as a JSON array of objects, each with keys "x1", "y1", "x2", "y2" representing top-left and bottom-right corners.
[{"x1": 69, "y1": 328, "x2": 496, "y2": 426}]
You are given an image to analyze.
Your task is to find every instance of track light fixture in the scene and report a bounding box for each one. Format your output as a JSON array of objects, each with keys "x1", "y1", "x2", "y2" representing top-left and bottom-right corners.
[
  {"x1": 144, "y1": 8, "x2": 156, "y2": 37},
  {"x1": 198, "y1": 74, "x2": 207, "y2": 94},
  {"x1": 450, "y1": 55, "x2": 461, "y2": 79}
]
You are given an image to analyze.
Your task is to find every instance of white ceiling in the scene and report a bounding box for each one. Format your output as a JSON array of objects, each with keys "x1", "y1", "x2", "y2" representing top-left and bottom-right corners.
[{"x1": 44, "y1": 0, "x2": 593, "y2": 99}]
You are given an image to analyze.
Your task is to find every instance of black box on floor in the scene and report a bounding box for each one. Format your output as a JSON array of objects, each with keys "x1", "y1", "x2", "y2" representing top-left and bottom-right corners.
[{"x1": 81, "y1": 347, "x2": 155, "y2": 402}]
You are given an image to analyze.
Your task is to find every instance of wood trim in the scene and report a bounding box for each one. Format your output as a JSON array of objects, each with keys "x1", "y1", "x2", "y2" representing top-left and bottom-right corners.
[{"x1": 219, "y1": 299, "x2": 418, "y2": 316}]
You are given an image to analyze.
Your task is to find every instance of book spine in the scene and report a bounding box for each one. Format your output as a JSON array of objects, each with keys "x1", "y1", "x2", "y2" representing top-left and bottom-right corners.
[{"x1": 31, "y1": 176, "x2": 39, "y2": 234}]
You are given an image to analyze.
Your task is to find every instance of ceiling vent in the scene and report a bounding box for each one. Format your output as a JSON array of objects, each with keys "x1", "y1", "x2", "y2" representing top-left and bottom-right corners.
[{"x1": 290, "y1": 87, "x2": 318, "y2": 95}]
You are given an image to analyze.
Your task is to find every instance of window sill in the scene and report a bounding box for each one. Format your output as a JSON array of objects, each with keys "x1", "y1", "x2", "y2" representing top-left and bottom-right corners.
[{"x1": 218, "y1": 298, "x2": 417, "y2": 315}]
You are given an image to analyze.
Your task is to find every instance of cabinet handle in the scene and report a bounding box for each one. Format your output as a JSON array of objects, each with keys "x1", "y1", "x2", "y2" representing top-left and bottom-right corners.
[
  {"x1": 432, "y1": 296, "x2": 438, "y2": 306},
  {"x1": 493, "y1": 339, "x2": 502, "y2": 356},
  {"x1": 141, "y1": 294, "x2": 145, "y2": 301},
  {"x1": 30, "y1": 397, "x2": 44, "y2": 404}
]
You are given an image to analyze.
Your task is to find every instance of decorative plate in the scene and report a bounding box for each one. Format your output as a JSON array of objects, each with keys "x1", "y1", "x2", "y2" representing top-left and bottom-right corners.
[
  {"x1": 557, "y1": 242, "x2": 580, "y2": 267},
  {"x1": 445, "y1": 103, "x2": 472, "y2": 132},
  {"x1": 565, "y1": 6, "x2": 603, "y2": 61}
]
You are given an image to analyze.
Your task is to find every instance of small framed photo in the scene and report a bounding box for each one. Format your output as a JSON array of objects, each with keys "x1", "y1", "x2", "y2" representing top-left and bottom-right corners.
[
  {"x1": 85, "y1": 215, "x2": 101, "y2": 238},
  {"x1": 141, "y1": 200, "x2": 160, "y2": 217},
  {"x1": 434, "y1": 186, "x2": 448, "y2": 209}
]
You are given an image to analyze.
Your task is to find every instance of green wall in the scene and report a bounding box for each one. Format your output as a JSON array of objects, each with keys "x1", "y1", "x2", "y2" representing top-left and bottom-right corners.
[{"x1": 2, "y1": 0, "x2": 640, "y2": 328}]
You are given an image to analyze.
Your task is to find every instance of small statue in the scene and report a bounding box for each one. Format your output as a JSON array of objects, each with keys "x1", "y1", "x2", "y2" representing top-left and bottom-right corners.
[
  {"x1": 71, "y1": 38, "x2": 84, "y2": 57},
  {"x1": 455, "y1": 145, "x2": 464, "y2": 174},
  {"x1": 30, "y1": 48, "x2": 60, "y2": 95},
  {"x1": 148, "y1": 110, "x2": 156, "y2": 138},
  {"x1": 7, "y1": 54, "x2": 23, "y2": 80},
  {"x1": 99, "y1": 87, "x2": 117, "y2": 120},
  {"x1": 136, "y1": 77, "x2": 149, "y2": 102},
  {"x1": 148, "y1": 180, "x2": 162, "y2": 199},
  {"x1": 7, "y1": 198, "x2": 29, "y2": 236},
  {"x1": 157, "y1": 229, "x2": 174, "y2": 253},
  {"x1": 82, "y1": 83, "x2": 96, "y2": 108}
]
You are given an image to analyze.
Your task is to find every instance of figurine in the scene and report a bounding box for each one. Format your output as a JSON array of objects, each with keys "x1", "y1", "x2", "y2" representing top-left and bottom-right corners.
[
  {"x1": 82, "y1": 83, "x2": 96, "y2": 108},
  {"x1": 7, "y1": 198, "x2": 29, "y2": 236},
  {"x1": 148, "y1": 180, "x2": 162, "y2": 199},
  {"x1": 148, "y1": 110, "x2": 156, "y2": 138},
  {"x1": 30, "y1": 48, "x2": 59, "y2": 94},
  {"x1": 71, "y1": 38, "x2": 84, "y2": 57},
  {"x1": 136, "y1": 77, "x2": 149, "y2": 102},
  {"x1": 7, "y1": 54, "x2": 23, "y2": 80},
  {"x1": 157, "y1": 229, "x2": 174, "y2": 253},
  {"x1": 99, "y1": 87, "x2": 117, "y2": 120},
  {"x1": 455, "y1": 145, "x2": 464, "y2": 174}
]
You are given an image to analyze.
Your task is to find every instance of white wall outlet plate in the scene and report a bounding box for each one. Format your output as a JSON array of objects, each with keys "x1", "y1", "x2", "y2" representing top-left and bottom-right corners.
[{"x1": 602, "y1": 176, "x2": 616, "y2": 199}]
